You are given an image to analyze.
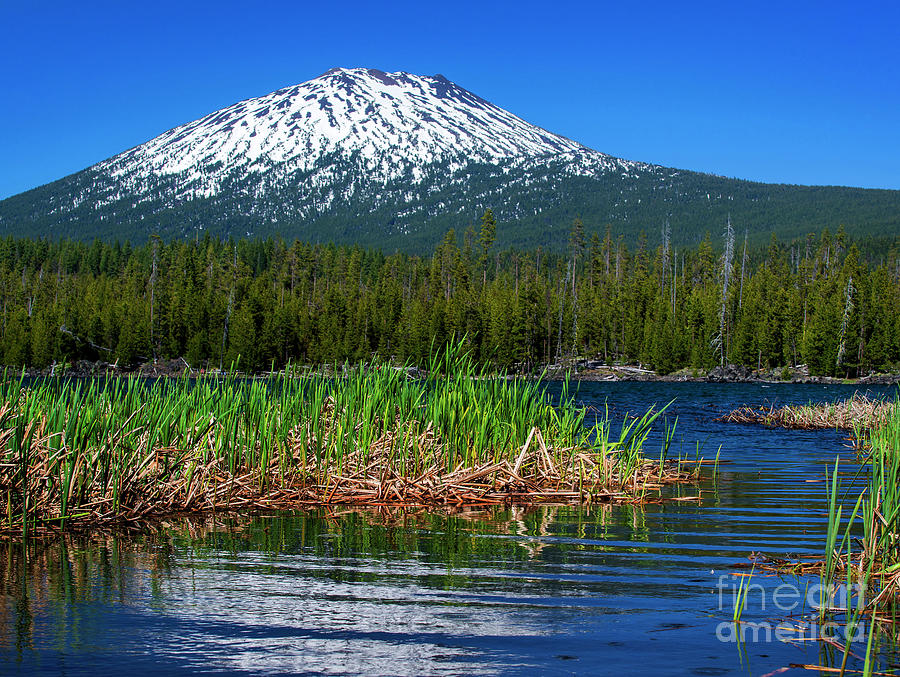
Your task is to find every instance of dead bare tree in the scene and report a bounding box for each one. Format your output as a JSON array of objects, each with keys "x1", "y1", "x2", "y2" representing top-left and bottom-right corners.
[
  {"x1": 738, "y1": 229, "x2": 748, "y2": 309},
  {"x1": 711, "y1": 216, "x2": 735, "y2": 366},
  {"x1": 836, "y1": 275, "x2": 854, "y2": 371}
]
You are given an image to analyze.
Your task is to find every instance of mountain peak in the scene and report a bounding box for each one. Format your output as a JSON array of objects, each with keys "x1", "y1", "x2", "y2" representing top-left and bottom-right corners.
[
  {"x1": 95, "y1": 67, "x2": 603, "y2": 201},
  {"x1": 0, "y1": 67, "x2": 659, "y2": 248}
]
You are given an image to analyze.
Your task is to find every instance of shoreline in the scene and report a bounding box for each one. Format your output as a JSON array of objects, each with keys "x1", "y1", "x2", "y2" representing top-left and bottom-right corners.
[
  {"x1": 12, "y1": 357, "x2": 900, "y2": 385},
  {"x1": 563, "y1": 365, "x2": 900, "y2": 386}
]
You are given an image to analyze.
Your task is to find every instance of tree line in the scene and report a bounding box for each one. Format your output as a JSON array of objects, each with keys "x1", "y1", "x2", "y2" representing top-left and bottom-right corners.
[{"x1": 1, "y1": 212, "x2": 898, "y2": 376}]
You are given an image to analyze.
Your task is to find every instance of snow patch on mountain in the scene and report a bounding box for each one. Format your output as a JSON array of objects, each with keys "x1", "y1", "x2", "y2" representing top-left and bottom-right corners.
[{"x1": 95, "y1": 68, "x2": 647, "y2": 208}]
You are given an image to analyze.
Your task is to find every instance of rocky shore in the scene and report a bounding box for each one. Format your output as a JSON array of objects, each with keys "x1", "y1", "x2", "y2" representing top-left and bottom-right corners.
[
  {"x1": 546, "y1": 360, "x2": 900, "y2": 385},
  {"x1": 14, "y1": 357, "x2": 900, "y2": 386}
]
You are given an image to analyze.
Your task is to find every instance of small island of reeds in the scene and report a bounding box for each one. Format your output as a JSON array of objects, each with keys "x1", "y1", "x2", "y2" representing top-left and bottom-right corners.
[
  {"x1": 0, "y1": 344, "x2": 699, "y2": 537},
  {"x1": 718, "y1": 394, "x2": 898, "y2": 430}
]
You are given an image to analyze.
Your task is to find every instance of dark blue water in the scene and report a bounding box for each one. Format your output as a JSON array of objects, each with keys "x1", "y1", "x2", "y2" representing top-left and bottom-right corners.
[{"x1": 2, "y1": 382, "x2": 897, "y2": 675}]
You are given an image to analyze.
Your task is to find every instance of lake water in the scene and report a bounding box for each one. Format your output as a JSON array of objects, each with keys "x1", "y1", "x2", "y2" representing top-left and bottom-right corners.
[{"x1": 2, "y1": 382, "x2": 897, "y2": 675}]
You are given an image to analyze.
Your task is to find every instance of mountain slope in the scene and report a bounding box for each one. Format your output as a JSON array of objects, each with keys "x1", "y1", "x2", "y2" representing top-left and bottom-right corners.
[
  {"x1": 100, "y1": 68, "x2": 610, "y2": 188},
  {"x1": 1, "y1": 68, "x2": 898, "y2": 251}
]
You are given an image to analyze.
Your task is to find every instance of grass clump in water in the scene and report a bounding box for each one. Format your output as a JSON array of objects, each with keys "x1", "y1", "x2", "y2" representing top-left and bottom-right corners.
[
  {"x1": 719, "y1": 394, "x2": 897, "y2": 430},
  {"x1": 0, "y1": 342, "x2": 698, "y2": 535}
]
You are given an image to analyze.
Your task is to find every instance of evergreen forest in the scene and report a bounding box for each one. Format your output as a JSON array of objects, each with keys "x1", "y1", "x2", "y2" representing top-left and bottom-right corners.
[{"x1": 1, "y1": 214, "x2": 898, "y2": 377}]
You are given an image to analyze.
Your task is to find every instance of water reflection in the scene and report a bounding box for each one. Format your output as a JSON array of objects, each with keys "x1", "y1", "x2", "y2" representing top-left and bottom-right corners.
[{"x1": 0, "y1": 505, "x2": 823, "y2": 675}]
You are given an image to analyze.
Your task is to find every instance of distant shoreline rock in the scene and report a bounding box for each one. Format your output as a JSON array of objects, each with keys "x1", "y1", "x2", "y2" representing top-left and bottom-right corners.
[
  {"x1": 13, "y1": 358, "x2": 900, "y2": 386},
  {"x1": 544, "y1": 361, "x2": 900, "y2": 386}
]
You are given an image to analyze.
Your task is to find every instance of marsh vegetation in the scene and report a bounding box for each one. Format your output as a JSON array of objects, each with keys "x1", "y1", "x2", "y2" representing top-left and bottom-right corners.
[{"x1": 0, "y1": 344, "x2": 697, "y2": 536}]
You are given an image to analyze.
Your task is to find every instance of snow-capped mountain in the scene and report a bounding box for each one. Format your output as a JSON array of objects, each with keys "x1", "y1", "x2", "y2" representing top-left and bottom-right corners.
[
  {"x1": 104, "y1": 68, "x2": 621, "y2": 190},
  {"x1": 91, "y1": 67, "x2": 645, "y2": 214},
  {"x1": 1, "y1": 68, "x2": 897, "y2": 250}
]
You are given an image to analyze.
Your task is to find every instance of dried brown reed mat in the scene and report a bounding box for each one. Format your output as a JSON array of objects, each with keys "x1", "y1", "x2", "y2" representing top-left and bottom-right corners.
[
  {"x1": 0, "y1": 419, "x2": 701, "y2": 537},
  {"x1": 716, "y1": 395, "x2": 897, "y2": 430},
  {"x1": 788, "y1": 665, "x2": 897, "y2": 676}
]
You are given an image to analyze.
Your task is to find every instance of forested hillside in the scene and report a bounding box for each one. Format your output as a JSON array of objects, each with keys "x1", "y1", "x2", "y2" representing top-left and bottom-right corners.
[
  {"x1": 1, "y1": 216, "x2": 898, "y2": 376},
  {"x1": 3, "y1": 161, "x2": 899, "y2": 254}
]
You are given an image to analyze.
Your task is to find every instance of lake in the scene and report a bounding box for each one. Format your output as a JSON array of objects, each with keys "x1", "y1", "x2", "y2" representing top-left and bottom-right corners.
[{"x1": 2, "y1": 381, "x2": 897, "y2": 675}]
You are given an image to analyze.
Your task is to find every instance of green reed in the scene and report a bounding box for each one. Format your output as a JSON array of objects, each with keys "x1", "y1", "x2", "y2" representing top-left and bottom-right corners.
[
  {"x1": 827, "y1": 397, "x2": 900, "y2": 576},
  {"x1": 815, "y1": 395, "x2": 900, "y2": 673},
  {"x1": 0, "y1": 341, "x2": 678, "y2": 531}
]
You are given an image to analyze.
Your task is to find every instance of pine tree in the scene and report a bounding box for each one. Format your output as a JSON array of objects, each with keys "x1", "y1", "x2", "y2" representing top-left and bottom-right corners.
[{"x1": 478, "y1": 209, "x2": 497, "y2": 285}]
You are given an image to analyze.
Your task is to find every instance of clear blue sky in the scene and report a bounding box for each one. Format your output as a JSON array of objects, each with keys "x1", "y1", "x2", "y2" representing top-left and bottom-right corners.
[{"x1": 2, "y1": 0, "x2": 898, "y2": 199}]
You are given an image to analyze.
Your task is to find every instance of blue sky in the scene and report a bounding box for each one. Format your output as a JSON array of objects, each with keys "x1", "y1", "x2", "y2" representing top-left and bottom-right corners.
[{"x1": 1, "y1": 0, "x2": 898, "y2": 199}]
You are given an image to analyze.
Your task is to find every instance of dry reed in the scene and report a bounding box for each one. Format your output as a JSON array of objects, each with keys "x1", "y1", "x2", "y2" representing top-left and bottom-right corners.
[{"x1": 717, "y1": 394, "x2": 897, "y2": 430}]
